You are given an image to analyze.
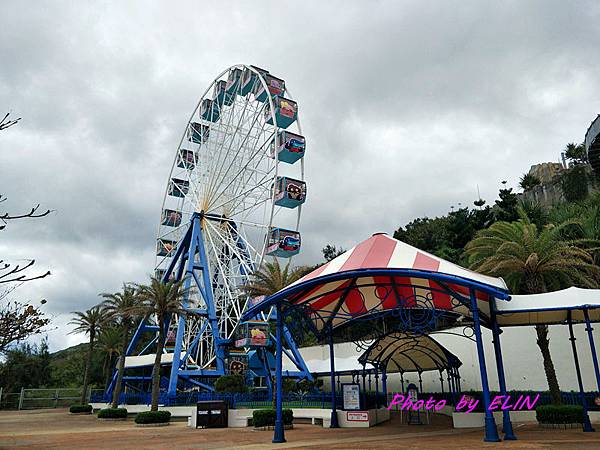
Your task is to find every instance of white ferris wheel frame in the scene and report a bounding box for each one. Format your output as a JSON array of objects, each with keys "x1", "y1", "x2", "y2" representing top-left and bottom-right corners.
[{"x1": 154, "y1": 64, "x2": 304, "y2": 370}]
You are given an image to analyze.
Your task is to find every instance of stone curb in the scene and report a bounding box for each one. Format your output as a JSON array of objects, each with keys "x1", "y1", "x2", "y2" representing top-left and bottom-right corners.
[{"x1": 135, "y1": 422, "x2": 170, "y2": 427}]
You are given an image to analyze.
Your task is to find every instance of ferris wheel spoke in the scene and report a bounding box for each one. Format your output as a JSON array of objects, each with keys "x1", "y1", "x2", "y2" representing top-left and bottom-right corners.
[
  {"x1": 203, "y1": 93, "x2": 249, "y2": 202},
  {"x1": 209, "y1": 174, "x2": 272, "y2": 217},
  {"x1": 204, "y1": 219, "x2": 255, "y2": 278},
  {"x1": 206, "y1": 130, "x2": 275, "y2": 212},
  {"x1": 203, "y1": 97, "x2": 255, "y2": 202},
  {"x1": 204, "y1": 224, "x2": 240, "y2": 320},
  {"x1": 205, "y1": 103, "x2": 270, "y2": 208}
]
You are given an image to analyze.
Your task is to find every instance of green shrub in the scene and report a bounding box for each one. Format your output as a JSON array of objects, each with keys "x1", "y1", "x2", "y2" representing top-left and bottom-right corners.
[
  {"x1": 134, "y1": 411, "x2": 171, "y2": 424},
  {"x1": 97, "y1": 408, "x2": 128, "y2": 419},
  {"x1": 214, "y1": 374, "x2": 247, "y2": 393},
  {"x1": 69, "y1": 404, "x2": 92, "y2": 413},
  {"x1": 536, "y1": 405, "x2": 584, "y2": 424},
  {"x1": 252, "y1": 409, "x2": 293, "y2": 427}
]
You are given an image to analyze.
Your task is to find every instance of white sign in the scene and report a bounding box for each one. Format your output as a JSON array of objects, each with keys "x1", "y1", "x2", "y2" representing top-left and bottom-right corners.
[
  {"x1": 347, "y1": 411, "x2": 369, "y2": 422},
  {"x1": 342, "y1": 384, "x2": 361, "y2": 410}
]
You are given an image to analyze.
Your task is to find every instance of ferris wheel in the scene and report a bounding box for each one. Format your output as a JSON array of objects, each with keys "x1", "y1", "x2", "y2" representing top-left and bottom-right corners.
[{"x1": 155, "y1": 65, "x2": 306, "y2": 373}]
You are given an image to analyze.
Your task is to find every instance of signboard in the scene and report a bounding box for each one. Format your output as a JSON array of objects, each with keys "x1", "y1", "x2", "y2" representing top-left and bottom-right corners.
[
  {"x1": 342, "y1": 383, "x2": 361, "y2": 410},
  {"x1": 347, "y1": 411, "x2": 369, "y2": 422}
]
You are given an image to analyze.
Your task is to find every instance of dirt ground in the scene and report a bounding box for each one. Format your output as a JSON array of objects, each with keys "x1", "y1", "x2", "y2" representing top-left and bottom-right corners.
[{"x1": 1, "y1": 409, "x2": 600, "y2": 449}]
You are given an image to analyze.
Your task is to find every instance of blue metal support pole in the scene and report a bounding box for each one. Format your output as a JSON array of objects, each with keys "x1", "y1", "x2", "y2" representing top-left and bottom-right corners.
[
  {"x1": 273, "y1": 302, "x2": 286, "y2": 443},
  {"x1": 490, "y1": 297, "x2": 516, "y2": 440},
  {"x1": 418, "y1": 371, "x2": 423, "y2": 394},
  {"x1": 329, "y1": 330, "x2": 340, "y2": 428},
  {"x1": 568, "y1": 311, "x2": 595, "y2": 432},
  {"x1": 583, "y1": 308, "x2": 600, "y2": 392},
  {"x1": 469, "y1": 289, "x2": 500, "y2": 442},
  {"x1": 167, "y1": 216, "x2": 200, "y2": 397}
]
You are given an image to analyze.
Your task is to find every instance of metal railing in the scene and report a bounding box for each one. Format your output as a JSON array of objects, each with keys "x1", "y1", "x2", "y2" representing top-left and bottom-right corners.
[
  {"x1": 0, "y1": 388, "x2": 88, "y2": 410},
  {"x1": 89, "y1": 389, "x2": 388, "y2": 410}
]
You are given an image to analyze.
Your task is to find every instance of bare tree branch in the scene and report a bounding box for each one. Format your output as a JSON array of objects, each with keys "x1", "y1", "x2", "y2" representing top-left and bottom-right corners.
[
  {"x1": 0, "y1": 260, "x2": 51, "y2": 284},
  {"x1": 0, "y1": 112, "x2": 20, "y2": 131}
]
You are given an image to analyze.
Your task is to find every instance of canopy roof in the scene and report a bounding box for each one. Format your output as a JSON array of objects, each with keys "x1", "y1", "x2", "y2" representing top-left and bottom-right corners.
[
  {"x1": 496, "y1": 287, "x2": 600, "y2": 326},
  {"x1": 358, "y1": 331, "x2": 462, "y2": 373},
  {"x1": 244, "y1": 233, "x2": 509, "y2": 338}
]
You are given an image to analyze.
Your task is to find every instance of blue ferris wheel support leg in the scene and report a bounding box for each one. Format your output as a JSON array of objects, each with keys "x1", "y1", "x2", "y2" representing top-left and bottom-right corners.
[{"x1": 166, "y1": 213, "x2": 226, "y2": 397}]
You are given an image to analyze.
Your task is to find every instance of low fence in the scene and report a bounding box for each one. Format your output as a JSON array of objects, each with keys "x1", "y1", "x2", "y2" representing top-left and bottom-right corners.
[
  {"x1": 0, "y1": 388, "x2": 87, "y2": 410},
  {"x1": 90, "y1": 390, "x2": 387, "y2": 410}
]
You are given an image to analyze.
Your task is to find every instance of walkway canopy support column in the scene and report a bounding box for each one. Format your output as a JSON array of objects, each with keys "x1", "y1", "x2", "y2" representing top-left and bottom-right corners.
[
  {"x1": 583, "y1": 308, "x2": 600, "y2": 392},
  {"x1": 470, "y1": 289, "x2": 500, "y2": 442},
  {"x1": 329, "y1": 328, "x2": 339, "y2": 428},
  {"x1": 567, "y1": 311, "x2": 595, "y2": 433},
  {"x1": 272, "y1": 303, "x2": 286, "y2": 443},
  {"x1": 382, "y1": 366, "x2": 388, "y2": 406},
  {"x1": 375, "y1": 368, "x2": 380, "y2": 408},
  {"x1": 490, "y1": 298, "x2": 516, "y2": 440}
]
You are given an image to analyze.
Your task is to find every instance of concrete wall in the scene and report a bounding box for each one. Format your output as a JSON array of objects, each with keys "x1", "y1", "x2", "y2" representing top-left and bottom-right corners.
[{"x1": 297, "y1": 323, "x2": 600, "y2": 394}]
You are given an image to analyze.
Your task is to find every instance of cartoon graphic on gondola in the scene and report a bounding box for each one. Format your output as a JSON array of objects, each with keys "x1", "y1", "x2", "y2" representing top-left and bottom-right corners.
[
  {"x1": 280, "y1": 235, "x2": 300, "y2": 252},
  {"x1": 286, "y1": 138, "x2": 304, "y2": 153},
  {"x1": 234, "y1": 321, "x2": 270, "y2": 348},
  {"x1": 250, "y1": 327, "x2": 267, "y2": 346},
  {"x1": 266, "y1": 228, "x2": 301, "y2": 257},
  {"x1": 286, "y1": 182, "x2": 303, "y2": 201}
]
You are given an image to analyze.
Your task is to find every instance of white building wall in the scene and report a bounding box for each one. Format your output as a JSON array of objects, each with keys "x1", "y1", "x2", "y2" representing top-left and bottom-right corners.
[{"x1": 291, "y1": 324, "x2": 600, "y2": 394}]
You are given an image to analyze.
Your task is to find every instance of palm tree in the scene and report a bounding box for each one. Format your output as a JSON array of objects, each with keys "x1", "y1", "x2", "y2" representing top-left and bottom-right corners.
[
  {"x1": 242, "y1": 257, "x2": 307, "y2": 298},
  {"x1": 519, "y1": 173, "x2": 541, "y2": 191},
  {"x1": 242, "y1": 258, "x2": 307, "y2": 408},
  {"x1": 70, "y1": 306, "x2": 109, "y2": 404},
  {"x1": 465, "y1": 220, "x2": 600, "y2": 404},
  {"x1": 136, "y1": 277, "x2": 187, "y2": 412},
  {"x1": 100, "y1": 284, "x2": 144, "y2": 408},
  {"x1": 97, "y1": 326, "x2": 122, "y2": 391}
]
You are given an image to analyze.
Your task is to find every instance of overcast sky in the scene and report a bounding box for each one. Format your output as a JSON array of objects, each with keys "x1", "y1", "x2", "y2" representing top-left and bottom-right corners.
[{"x1": 1, "y1": 1, "x2": 600, "y2": 351}]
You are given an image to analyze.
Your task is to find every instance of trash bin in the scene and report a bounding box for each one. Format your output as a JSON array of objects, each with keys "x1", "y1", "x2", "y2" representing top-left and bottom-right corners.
[{"x1": 196, "y1": 400, "x2": 228, "y2": 428}]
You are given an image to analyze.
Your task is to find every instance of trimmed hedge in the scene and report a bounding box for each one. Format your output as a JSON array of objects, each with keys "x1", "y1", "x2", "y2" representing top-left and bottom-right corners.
[
  {"x1": 135, "y1": 411, "x2": 171, "y2": 424},
  {"x1": 70, "y1": 404, "x2": 92, "y2": 413},
  {"x1": 253, "y1": 409, "x2": 293, "y2": 428},
  {"x1": 536, "y1": 405, "x2": 584, "y2": 424},
  {"x1": 97, "y1": 408, "x2": 128, "y2": 419},
  {"x1": 215, "y1": 374, "x2": 248, "y2": 393}
]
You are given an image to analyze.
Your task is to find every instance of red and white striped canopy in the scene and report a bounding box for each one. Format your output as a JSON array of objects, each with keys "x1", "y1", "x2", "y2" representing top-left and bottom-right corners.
[
  {"x1": 280, "y1": 233, "x2": 508, "y2": 332},
  {"x1": 292, "y1": 233, "x2": 506, "y2": 290}
]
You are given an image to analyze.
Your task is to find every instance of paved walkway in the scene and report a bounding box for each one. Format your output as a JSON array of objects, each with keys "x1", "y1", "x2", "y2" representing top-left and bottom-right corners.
[{"x1": 1, "y1": 409, "x2": 600, "y2": 449}]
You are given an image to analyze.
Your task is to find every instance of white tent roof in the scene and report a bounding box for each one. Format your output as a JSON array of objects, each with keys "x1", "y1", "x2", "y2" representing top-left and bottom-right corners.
[
  {"x1": 124, "y1": 352, "x2": 185, "y2": 368},
  {"x1": 496, "y1": 287, "x2": 600, "y2": 326}
]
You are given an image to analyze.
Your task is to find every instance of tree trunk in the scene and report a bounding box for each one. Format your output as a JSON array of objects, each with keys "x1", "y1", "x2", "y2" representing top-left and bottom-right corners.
[
  {"x1": 81, "y1": 331, "x2": 95, "y2": 404},
  {"x1": 525, "y1": 278, "x2": 562, "y2": 404},
  {"x1": 151, "y1": 317, "x2": 165, "y2": 412},
  {"x1": 104, "y1": 352, "x2": 113, "y2": 390},
  {"x1": 111, "y1": 322, "x2": 129, "y2": 408},
  {"x1": 535, "y1": 324, "x2": 562, "y2": 404}
]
